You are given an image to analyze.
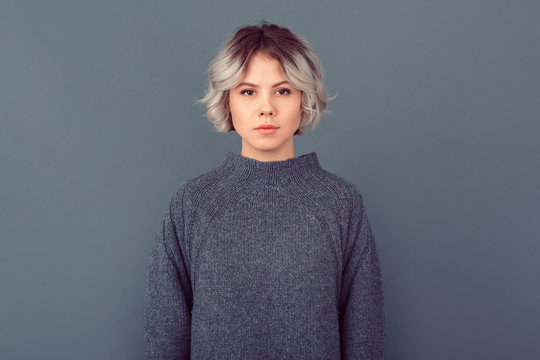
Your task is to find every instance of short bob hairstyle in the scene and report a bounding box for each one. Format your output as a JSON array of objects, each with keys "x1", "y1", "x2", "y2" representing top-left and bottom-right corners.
[{"x1": 200, "y1": 22, "x2": 328, "y2": 136}]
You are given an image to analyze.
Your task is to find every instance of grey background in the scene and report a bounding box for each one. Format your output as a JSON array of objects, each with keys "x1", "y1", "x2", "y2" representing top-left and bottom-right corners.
[{"x1": 1, "y1": 0, "x2": 539, "y2": 359}]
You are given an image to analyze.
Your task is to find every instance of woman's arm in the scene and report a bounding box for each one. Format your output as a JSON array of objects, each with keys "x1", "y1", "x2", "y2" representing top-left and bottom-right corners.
[
  {"x1": 145, "y1": 189, "x2": 192, "y2": 360},
  {"x1": 339, "y1": 191, "x2": 385, "y2": 359}
]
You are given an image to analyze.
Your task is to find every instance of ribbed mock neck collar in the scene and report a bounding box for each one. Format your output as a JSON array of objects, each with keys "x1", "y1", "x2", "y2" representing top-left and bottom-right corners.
[{"x1": 220, "y1": 152, "x2": 322, "y2": 186}]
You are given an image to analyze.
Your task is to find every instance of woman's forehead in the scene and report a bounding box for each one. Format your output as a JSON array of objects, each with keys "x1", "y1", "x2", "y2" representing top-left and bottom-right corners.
[{"x1": 238, "y1": 54, "x2": 288, "y2": 85}]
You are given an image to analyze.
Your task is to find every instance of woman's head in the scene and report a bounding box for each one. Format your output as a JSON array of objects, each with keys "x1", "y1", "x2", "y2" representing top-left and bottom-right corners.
[{"x1": 200, "y1": 22, "x2": 328, "y2": 136}]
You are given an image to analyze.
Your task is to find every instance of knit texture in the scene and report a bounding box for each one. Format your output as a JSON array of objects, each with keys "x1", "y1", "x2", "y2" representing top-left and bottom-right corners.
[{"x1": 145, "y1": 152, "x2": 385, "y2": 359}]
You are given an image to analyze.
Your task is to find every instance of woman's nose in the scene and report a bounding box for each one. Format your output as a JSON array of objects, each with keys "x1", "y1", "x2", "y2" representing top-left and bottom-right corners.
[
  {"x1": 258, "y1": 96, "x2": 275, "y2": 117},
  {"x1": 259, "y1": 108, "x2": 274, "y2": 116}
]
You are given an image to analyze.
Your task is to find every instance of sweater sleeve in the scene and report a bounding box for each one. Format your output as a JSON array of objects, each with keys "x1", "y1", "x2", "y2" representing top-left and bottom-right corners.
[
  {"x1": 339, "y1": 190, "x2": 385, "y2": 359},
  {"x1": 144, "y1": 188, "x2": 192, "y2": 360}
]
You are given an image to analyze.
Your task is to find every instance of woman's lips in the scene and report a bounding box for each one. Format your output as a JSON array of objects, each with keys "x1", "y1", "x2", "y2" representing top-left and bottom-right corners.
[{"x1": 255, "y1": 125, "x2": 278, "y2": 135}]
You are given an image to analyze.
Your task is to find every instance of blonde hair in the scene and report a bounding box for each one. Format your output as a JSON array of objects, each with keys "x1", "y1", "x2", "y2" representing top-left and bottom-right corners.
[{"x1": 199, "y1": 22, "x2": 328, "y2": 136}]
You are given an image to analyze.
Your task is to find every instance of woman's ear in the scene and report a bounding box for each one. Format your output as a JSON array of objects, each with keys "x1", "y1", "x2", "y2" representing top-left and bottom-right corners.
[{"x1": 229, "y1": 118, "x2": 235, "y2": 132}]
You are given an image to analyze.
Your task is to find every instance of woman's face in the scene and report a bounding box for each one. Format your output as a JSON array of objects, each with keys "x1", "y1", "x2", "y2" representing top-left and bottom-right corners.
[{"x1": 229, "y1": 52, "x2": 302, "y2": 162}]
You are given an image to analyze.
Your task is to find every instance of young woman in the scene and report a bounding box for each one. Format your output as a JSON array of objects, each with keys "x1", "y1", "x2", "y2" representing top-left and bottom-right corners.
[{"x1": 145, "y1": 22, "x2": 385, "y2": 359}]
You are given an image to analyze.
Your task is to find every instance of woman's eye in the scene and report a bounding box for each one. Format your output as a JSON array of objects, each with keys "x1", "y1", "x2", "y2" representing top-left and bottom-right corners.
[
  {"x1": 240, "y1": 89, "x2": 255, "y2": 96},
  {"x1": 275, "y1": 88, "x2": 291, "y2": 95}
]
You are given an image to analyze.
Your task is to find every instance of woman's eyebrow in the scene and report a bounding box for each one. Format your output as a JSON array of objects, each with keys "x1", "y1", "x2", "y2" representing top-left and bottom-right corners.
[{"x1": 236, "y1": 80, "x2": 290, "y2": 88}]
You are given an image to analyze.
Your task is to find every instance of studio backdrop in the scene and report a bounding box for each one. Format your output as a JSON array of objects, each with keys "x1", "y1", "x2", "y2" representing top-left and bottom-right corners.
[{"x1": 1, "y1": 1, "x2": 539, "y2": 359}]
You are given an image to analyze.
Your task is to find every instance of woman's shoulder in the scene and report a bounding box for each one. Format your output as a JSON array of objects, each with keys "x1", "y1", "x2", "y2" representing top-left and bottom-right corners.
[
  {"x1": 315, "y1": 167, "x2": 366, "y2": 204},
  {"x1": 167, "y1": 160, "x2": 229, "y2": 210}
]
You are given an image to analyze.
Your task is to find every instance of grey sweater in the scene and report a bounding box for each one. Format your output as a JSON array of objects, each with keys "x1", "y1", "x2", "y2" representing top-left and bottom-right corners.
[{"x1": 145, "y1": 152, "x2": 385, "y2": 359}]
